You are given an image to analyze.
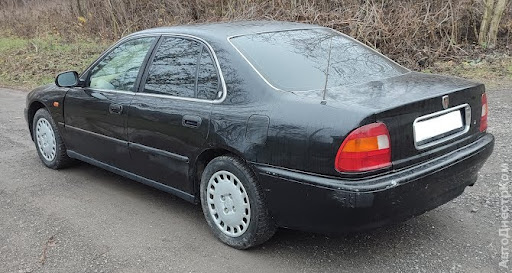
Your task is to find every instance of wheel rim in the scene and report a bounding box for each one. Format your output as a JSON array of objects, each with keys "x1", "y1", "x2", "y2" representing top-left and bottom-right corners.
[
  {"x1": 207, "y1": 170, "x2": 251, "y2": 237},
  {"x1": 36, "y1": 118, "x2": 56, "y2": 161}
]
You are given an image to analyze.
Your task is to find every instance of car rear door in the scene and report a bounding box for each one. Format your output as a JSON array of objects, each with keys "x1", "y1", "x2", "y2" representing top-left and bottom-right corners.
[
  {"x1": 126, "y1": 35, "x2": 223, "y2": 194},
  {"x1": 63, "y1": 36, "x2": 158, "y2": 169}
]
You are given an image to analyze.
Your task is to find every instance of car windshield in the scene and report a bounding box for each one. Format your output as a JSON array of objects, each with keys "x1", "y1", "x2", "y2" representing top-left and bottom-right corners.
[{"x1": 229, "y1": 28, "x2": 408, "y2": 91}]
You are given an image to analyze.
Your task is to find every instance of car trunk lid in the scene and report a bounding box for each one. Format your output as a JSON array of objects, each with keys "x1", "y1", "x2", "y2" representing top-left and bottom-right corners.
[{"x1": 293, "y1": 72, "x2": 486, "y2": 171}]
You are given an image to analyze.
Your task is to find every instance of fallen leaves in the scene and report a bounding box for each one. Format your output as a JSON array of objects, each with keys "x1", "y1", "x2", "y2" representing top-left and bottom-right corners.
[{"x1": 39, "y1": 235, "x2": 57, "y2": 265}]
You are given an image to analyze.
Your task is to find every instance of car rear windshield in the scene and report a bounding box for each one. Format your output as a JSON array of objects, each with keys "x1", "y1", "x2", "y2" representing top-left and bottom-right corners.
[{"x1": 229, "y1": 28, "x2": 408, "y2": 91}]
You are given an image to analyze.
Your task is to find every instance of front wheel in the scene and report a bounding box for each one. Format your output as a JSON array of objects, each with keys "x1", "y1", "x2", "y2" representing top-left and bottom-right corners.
[
  {"x1": 32, "y1": 108, "x2": 73, "y2": 169},
  {"x1": 200, "y1": 156, "x2": 276, "y2": 249}
]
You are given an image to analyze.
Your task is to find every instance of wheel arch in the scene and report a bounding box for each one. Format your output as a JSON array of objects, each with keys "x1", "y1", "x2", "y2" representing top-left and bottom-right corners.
[
  {"x1": 192, "y1": 147, "x2": 249, "y2": 200},
  {"x1": 27, "y1": 101, "x2": 47, "y2": 140}
]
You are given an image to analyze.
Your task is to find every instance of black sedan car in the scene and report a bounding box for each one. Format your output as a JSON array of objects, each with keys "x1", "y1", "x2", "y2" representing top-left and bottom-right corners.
[{"x1": 25, "y1": 21, "x2": 494, "y2": 249}]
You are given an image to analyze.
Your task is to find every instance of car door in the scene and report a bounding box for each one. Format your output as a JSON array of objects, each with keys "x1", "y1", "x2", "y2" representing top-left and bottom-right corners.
[
  {"x1": 126, "y1": 36, "x2": 223, "y2": 194},
  {"x1": 63, "y1": 36, "x2": 158, "y2": 169}
]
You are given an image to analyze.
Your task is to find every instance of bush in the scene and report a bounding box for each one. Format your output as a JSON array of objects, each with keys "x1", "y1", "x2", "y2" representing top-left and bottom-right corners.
[{"x1": 0, "y1": 0, "x2": 511, "y2": 69}]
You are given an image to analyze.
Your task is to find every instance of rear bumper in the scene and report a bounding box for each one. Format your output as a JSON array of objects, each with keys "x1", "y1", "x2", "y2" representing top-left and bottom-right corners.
[{"x1": 253, "y1": 133, "x2": 494, "y2": 234}]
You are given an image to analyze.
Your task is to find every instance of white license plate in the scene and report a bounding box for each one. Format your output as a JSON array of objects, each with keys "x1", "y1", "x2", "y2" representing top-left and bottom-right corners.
[{"x1": 414, "y1": 110, "x2": 464, "y2": 143}]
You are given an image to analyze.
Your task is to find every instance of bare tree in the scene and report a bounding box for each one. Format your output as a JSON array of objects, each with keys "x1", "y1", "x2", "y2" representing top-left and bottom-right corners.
[{"x1": 479, "y1": 0, "x2": 510, "y2": 48}]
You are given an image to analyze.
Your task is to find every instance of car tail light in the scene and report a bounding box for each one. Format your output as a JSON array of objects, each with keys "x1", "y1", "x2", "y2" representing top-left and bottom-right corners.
[
  {"x1": 480, "y1": 93, "x2": 488, "y2": 132},
  {"x1": 335, "y1": 122, "x2": 391, "y2": 172}
]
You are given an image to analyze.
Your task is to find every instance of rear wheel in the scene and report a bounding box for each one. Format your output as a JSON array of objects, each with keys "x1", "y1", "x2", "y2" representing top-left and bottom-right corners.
[
  {"x1": 200, "y1": 155, "x2": 276, "y2": 249},
  {"x1": 32, "y1": 108, "x2": 73, "y2": 169}
]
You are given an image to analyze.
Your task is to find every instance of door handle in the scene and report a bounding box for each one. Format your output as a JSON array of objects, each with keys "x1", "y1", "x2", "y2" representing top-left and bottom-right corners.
[
  {"x1": 182, "y1": 115, "x2": 202, "y2": 128},
  {"x1": 109, "y1": 103, "x2": 123, "y2": 114}
]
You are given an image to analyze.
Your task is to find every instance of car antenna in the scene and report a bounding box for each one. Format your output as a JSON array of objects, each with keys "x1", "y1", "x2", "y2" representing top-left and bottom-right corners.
[{"x1": 321, "y1": 36, "x2": 333, "y2": 105}]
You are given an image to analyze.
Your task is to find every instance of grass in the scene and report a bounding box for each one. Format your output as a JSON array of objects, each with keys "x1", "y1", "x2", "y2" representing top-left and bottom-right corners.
[
  {"x1": 0, "y1": 34, "x2": 110, "y2": 89},
  {"x1": 423, "y1": 55, "x2": 512, "y2": 88}
]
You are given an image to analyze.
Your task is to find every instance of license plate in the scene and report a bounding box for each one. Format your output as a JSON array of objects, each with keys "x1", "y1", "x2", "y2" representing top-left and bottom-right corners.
[{"x1": 414, "y1": 110, "x2": 464, "y2": 143}]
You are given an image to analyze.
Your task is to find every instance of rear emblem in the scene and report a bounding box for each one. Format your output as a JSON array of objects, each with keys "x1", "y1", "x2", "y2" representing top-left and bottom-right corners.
[{"x1": 442, "y1": 95, "x2": 449, "y2": 109}]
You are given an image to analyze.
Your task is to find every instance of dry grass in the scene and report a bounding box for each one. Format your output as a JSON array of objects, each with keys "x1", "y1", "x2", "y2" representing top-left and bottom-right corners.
[
  {"x1": 425, "y1": 53, "x2": 512, "y2": 88},
  {"x1": 0, "y1": 34, "x2": 108, "y2": 88}
]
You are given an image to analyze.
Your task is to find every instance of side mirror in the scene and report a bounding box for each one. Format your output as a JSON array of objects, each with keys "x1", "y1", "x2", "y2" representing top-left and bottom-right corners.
[{"x1": 55, "y1": 71, "x2": 79, "y2": 87}]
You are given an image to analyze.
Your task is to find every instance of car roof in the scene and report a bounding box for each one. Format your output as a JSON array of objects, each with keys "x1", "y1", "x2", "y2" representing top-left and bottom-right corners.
[{"x1": 131, "y1": 20, "x2": 323, "y2": 41}]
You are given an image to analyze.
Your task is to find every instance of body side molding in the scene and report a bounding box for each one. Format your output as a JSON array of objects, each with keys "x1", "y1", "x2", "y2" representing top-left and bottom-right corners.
[
  {"x1": 67, "y1": 150, "x2": 197, "y2": 203},
  {"x1": 65, "y1": 124, "x2": 128, "y2": 146},
  {"x1": 65, "y1": 124, "x2": 189, "y2": 163},
  {"x1": 129, "y1": 142, "x2": 189, "y2": 163}
]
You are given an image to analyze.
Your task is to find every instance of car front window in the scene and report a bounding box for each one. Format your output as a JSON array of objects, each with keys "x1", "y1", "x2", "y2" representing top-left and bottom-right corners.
[
  {"x1": 89, "y1": 37, "x2": 155, "y2": 91},
  {"x1": 229, "y1": 29, "x2": 407, "y2": 91}
]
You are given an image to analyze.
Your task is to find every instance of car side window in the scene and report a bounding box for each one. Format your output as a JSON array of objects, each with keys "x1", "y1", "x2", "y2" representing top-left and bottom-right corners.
[
  {"x1": 143, "y1": 37, "x2": 201, "y2": 98},
  {"x1": 142, "y1": 37, "x2": 220, "y2": 100},
  {"x1": 196, "y1": 46, "x2": 220, "y2": 100},
  {"x1": 88, "y1": 37, "x2": 155, "y2": 91}
]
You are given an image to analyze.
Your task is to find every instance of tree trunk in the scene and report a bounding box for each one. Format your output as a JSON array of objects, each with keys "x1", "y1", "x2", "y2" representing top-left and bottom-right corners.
[
  {"x1": 479, "y1": 0, "x2": 510, "y2": 48},
  {"x1": 487, "y1": 0, "x2": 509, "y2": 48},
  {"x1": 478, "y1": 0, "x2": 495, "y2": 46}
]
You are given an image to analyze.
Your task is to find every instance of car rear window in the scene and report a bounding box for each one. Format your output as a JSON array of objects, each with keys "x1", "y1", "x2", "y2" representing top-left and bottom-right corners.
[{"x1": 229, "y1": 28, "x2": 407, "y2": 91}]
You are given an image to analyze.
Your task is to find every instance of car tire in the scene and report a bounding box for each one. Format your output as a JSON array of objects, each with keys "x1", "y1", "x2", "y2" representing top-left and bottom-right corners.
[
  {"x1": 32, "y1": 108, "x2": 74, "y2": 169},
  {"x1": 200, "y1": 155, "x2": 276, "y2": 249}
]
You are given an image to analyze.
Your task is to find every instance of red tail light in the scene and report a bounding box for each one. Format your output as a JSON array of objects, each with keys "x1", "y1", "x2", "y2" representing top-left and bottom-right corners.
[
  {"x1": 335, "y1": 122, "x2": 391, "y2": 172},
  {"x1": 480, "y1": 93, "x2": 488, "y2": 132}
]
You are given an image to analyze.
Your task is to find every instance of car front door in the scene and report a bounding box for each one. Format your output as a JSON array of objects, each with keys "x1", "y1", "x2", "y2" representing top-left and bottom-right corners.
[
  {"x1": 63, "y1": 36, "x2": 158, "y2": 169},
  {"x1": 126, "y1": 36, "x2": 223, "y2": 194}
]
